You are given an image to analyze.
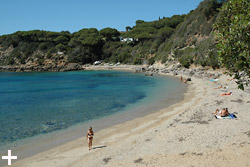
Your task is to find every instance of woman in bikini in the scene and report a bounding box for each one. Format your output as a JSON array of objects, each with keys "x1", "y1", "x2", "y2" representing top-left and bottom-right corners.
[{"x1": 86, "y1": 127, "x2": 94, "y2": 150}]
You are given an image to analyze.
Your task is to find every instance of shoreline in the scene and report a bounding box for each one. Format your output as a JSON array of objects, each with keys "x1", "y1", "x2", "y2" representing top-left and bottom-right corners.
[
  {"x1": 0, "y1": 66, "x2": 186, "y2": 166},
  {"x1": 4, "y1": 65, "x2": 250, "y2": 167}
]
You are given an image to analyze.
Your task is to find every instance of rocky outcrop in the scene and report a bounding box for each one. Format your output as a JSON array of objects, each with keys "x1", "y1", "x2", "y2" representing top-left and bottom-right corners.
[
  {"x1": 133, "y1": 64, "x2": 223, "y2": 82},
  {"x1": 64, "y1": 63, "x2": 82, "y2": 71}
]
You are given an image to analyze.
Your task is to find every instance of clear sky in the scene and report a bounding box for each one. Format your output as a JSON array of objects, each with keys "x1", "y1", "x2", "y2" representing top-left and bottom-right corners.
[{"x1": 0, "y1": 0, "x2": 203, "y2": 35}]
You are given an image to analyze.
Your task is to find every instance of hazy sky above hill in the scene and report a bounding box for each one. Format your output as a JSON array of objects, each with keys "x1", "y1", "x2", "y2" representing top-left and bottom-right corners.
[{"x1": 0, "y1": 0, "x2": 203, "y2": 35}]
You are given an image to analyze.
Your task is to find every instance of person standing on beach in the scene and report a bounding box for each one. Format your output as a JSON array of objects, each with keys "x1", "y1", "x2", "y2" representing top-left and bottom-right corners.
[{"x1": 86, "y1": 127, "x2": 94, "y2": 150}]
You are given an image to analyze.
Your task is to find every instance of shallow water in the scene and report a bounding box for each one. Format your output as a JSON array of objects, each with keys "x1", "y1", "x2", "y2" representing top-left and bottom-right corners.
[{"x1": 0, "y1": 70, "x2": 185, "y2": 150}]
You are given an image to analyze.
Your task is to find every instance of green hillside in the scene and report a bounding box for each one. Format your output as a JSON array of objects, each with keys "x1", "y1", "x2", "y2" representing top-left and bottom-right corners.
[
  {"x1": 155, "y1": 0, "x2": 223, "y2": 68},
  {"x1": 0, "y1": 0, "x2": 238, "y2": 71}
]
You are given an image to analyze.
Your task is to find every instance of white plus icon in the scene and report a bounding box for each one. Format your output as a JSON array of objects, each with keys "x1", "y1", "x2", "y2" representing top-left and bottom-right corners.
[{"x1": 2, "y1": 150, "x2": 17, "y2": 166}]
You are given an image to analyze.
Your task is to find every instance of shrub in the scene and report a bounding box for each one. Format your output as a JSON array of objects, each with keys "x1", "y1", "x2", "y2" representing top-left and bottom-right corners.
[
  {"x1": 20, "y1": 56, "x2": 26, "y2": 64},
  {"x1": 179, "y1": 54, "x2": 193, "y2": 68},
  {"x1": 46, "y1": 53, "x2": 52, "y2": 59},
  {"x1": 148, "y1": 57, "x2": 155, "y2": 65},
  {"x1": 8, "y1": 57, "x2": 15, "y2": 65},
  {"x1": 38, "y1": 58, "x2": 44, "y2": 65},
  {"x1": 56, "y1": 43, "x2": 66, "y2": 52},
  {"x1": 133, "y1": 55, "x2": 143, "y2": 65}
]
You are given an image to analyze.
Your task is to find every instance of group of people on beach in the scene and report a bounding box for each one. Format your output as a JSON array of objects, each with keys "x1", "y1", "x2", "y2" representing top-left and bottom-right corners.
[
  {"x1": 214, "y1": 84, "x2": 232, "y2": 117},
  {"x1": 213, "y1": 80, "x2": 236, "y2": 118},
  {"x1": 214, "y1": 108, "x2": 230, "y2": 117},
  {"x1": 85, "y1": 80, "x2": 235, "y2": 150}
]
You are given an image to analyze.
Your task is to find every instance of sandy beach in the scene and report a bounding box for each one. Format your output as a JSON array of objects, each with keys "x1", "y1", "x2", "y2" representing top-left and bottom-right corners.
[{"x1": 7, "y1": 65, "x2": 250, "y2": 167}]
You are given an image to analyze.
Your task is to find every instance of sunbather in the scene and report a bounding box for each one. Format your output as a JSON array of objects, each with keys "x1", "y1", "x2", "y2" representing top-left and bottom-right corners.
[
  {"x1": 214, "y1": 108, "x2": 230, "y2": 117},
  {"x1": 215, "y1": 85, "x2": 223, "y2": 89},
  {"x1": 214, "y1": 109, "x2": 220, "y2": 115},
  {"x1": 219, "y1": 108, "x2": 229, "y2": 117},
  {"x1": 220, "y1": 92, "x2": 232, "y2": 96},
  {"x1": 221, "y1": 108, "x2": 230, "y2": 116}
]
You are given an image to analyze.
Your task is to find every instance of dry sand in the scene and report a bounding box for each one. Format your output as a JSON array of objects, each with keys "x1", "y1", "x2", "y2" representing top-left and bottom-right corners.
[{"x1": 8, "y1": 66, "x2": 250, "y2": 167}]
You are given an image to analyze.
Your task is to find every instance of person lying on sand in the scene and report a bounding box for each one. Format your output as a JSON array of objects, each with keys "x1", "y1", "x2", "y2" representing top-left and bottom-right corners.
[
  {"x1": 220, "y1": 92, "x2": 232, "y2": 96},
  {"x1": 215, "y1": 85, "x2": 223, "y2": 89},
  {"x1": 214, "y1": 109, "x2": 220, "y2": 115},
  {"x1": 214, "y1": 108, "x2": 230, "y2": 117}
]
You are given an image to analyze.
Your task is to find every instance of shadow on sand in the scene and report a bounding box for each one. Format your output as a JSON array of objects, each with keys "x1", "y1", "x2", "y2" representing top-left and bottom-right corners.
[{"x1": 92, "y1": 145, "x2": 107, "y2": 150}]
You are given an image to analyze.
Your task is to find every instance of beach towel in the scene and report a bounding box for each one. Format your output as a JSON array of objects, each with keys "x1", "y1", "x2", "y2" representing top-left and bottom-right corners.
[
  {"x1": 220, "y1": 92, "x2": 232, "y2": 96},
  {"x1": 215, "y1": 113, "x2": 237, "y2": 119},
  {"x1": 210, "y1": 79, "x2": 219, "y2": 82}
]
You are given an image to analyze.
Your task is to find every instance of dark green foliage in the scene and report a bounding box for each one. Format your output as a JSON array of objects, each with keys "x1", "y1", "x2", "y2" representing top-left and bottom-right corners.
[
  {"x1": 111, "y1": 46, "x2": 133, "y2": 64},
  {"x1": 38, "y1": 42, "x2": 52, "y2": 51},
  {"x1": 0, "y1": 10, "x2": 186, "y2": 66},
  {"x1": 154, "y1": 0, "x2": 223, "y2": 68},
  {"x1": 135, "y1": 32, "x2": 152, "y2": 41},
  {"x1": 193, "y1": 35, "x2": 219, "y2": 68},
  {"x1": 133, "y1": 54, "x2": 143, "y2": 65},
  {"x1": 172, "y1": 0, "x2": 222, "y2": 48},
  {"x1": 135, "y1": 20, "x2": 145, "y2": 25},
  {"x1": 126, "y1": 26, "x2": 132, "y2": 32},
  {"x1": 156, "y1": 27, "x2": 174, "y2": 42},
  {"x1": 8, "y1": 57, "x2": 15, "y2": 65},
  {"x1": 54, "y1": 36, "x2": 69, "y2": 44},
  {"x1": 112, "y1": 14, "x2": 186, "y2": 64},
  {"x1": 175, "y1": 48, "x2": 194, "y2": 68},
  {"x1": 179, "y1": 54, "x2": 194, "y2": 68},
  {"x1": 46, "y1": 53, "x2": 52, "y2": 59},
  {"x1": 38, "y1": 57, "x2": 44, "y2": 65},
  {"x1": 0, "y1": 0, "x2": 227, "y2": 70},
  {"x1": 100, "y1": 27, "x2": 120, "y2": 41},
  {"x1": 10, "y1": 49, "x2": 22, "y2": 59},
  {"x1": 214, "y1": 0, "x2": 250, "y2": 89},
  {"x1": 148, "y1": 57, "x2": 155, "y2": 65},
  {"x1": 56, "y1": 43, "x2": 66, "y2": 52},
  {"x1": 66, "y1": 28, "x2": 104, "y2": 64},
  {"x1": 0, "y1": 28, "x2": 107, "y2": 65},
  {"x1": 207, "y1": 49, "x2": 219, "y2": 69},
  {"x1": 156, "y1": 41, "x2": 172, "y2": 62},
  {"x1": 20, "y1": 56, "x2": 26, "y2": 64},
  {"x1": 123, "y1": 15, "x2": 185, "y2": 42},
  {"x1": 102, "y1": 41, "x2": 123, "y2": 61},
  {"x1": 68, "y1": 46, "x2": 90, "y2": 63},
  {"x1": 73, "y1": 28, "x2": 102, "y2": 46}
]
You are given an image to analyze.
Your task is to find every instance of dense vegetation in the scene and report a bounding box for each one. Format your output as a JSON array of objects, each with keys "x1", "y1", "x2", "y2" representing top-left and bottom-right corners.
[
  {"x1": 104, "y1": 14, "x2": 185, "y2": 64},
  {"x1": 214, "y1": 0, "x2": 250, "y2": 90},
  {"x1": 0, "y1": 13, "x2": 185, "y2": 66},
  {"x1": 154, "y1": 0, "x2": 224, "y2": 68},
  {"x1": 1, "y1": 0, "x2": 247, "y2": 82}
]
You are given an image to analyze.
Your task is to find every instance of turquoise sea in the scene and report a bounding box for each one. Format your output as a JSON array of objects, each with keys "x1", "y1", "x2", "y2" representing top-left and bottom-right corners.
[{"x1": 0, "y1": 70, "x2": 186, "y2": 151}]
